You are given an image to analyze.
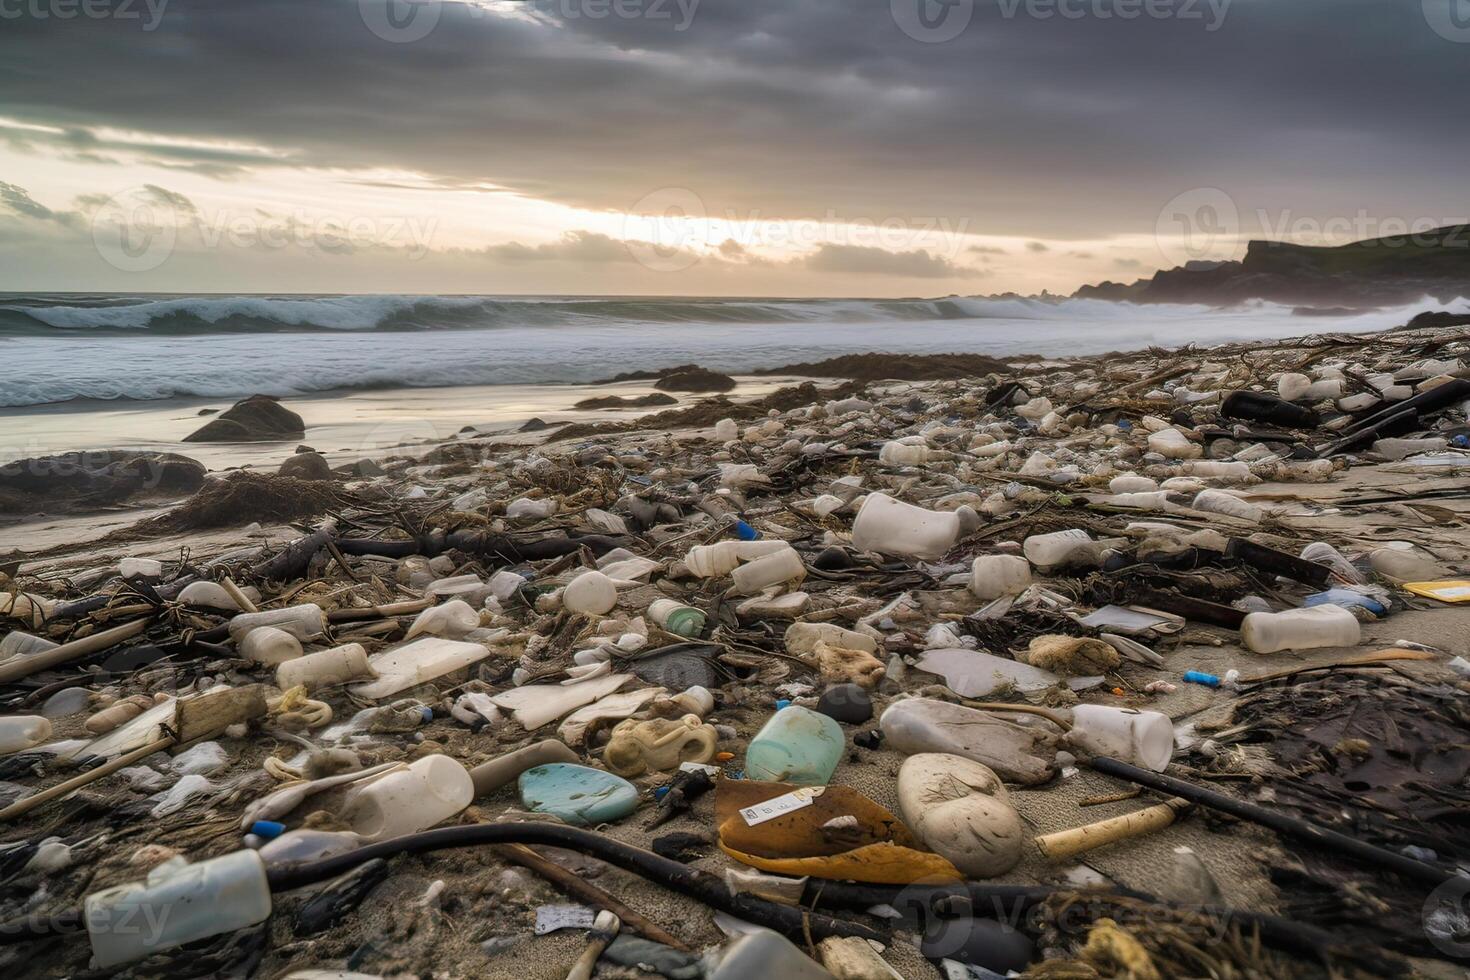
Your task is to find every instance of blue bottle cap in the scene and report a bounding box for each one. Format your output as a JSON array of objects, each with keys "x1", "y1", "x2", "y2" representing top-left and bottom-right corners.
[
  {"x1": 734, "y1": 520, "x2": 760, "y2": 541},
  {"x1": 774, "y1": 699, "x2": 791, "y2": 710},
  {"x1": 250, "y1": 820, "x2": 286, "y2": 839}
]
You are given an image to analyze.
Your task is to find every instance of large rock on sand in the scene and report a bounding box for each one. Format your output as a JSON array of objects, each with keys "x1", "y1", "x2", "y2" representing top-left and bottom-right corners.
[
  {"x1": 184, "y1": 395, "x2": 305, "y2": 443},
  {"x1": 278, "y1": 451, "x2": 333, "y2": 481},
  {"x1": 0, "y1": 451, "x2": 206, "y2": 514},
  {"x1": 654, "y1": 367, "x2": 736, "y2": 393}
]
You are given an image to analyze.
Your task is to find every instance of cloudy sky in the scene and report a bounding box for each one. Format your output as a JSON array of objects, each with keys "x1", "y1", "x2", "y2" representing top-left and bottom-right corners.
[{"x1": 1, "y1": 0, "x2": 1465, "y2": 296}]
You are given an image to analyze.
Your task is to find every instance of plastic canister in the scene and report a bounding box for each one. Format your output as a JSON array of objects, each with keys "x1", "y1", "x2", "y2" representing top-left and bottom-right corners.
[
  {"x1": 1022, "y1": 529, "x2": 1096, "y2": 571},
  {"x1": 563, "y1": 570, "x2": 618, "y2": 616},
  {"x1": 647, "y1": 598, "x2": 707, "y2": 638},
  {"x1": 1109, "y1": 475, "x2": 1158, "y2": 494},
  {"x1": 238, "y1": 626, "x2": 304, "y2": 666},
  {"x1": 969, "y1": 555, "x2": 1033, "y2": 600},
  {"x1": 878, "y1": 439, "x2": 933, "y2": 466},
  {"x1": 1147, "y1": 428, "x2": 1202, "y2": 460},
  {"x1": 276, "y1": 643, "x2": 374, "y2": 691},
  {"x1": 1191, "y1": 489, "x2": 1262, "y2": 523},
  {"x1": 744, "y1": 705, "x2": 843, "y2": 786},
  {"x1": 850, "y1": 492, "x2": 964, "y2": 560},
  {"x1": 1066, "y1": 705, "x2": 1174, "y2": 772},
  {"x1": 85, "y1": 849, "x2": 272, "y2": 968},
  {"x1": 342, "y1": 755, "x2": 475, "y2": 841},
  {"x1": 1240, "y1": 604, "x2": 1361, "y2": 654}
]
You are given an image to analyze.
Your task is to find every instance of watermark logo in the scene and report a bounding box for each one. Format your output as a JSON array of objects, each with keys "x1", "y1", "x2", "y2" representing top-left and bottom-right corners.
[
  {"x1": 1424, "y1": 0, "x2": 1470, "y2": 41},
  {"x1": 0, "y1": 0, "x2": 170, "y2": 30},
  {"x1": 90, "y1": 186, "x2": 178, "y2": 273},
  {"x1": 622, "y1": 186, "x2": 708, "y2": 273},
  {"x1": 892, "y1": 0, "x2": 975, "y2": 42},
  {"x1": 360, "y1": 0, "x2": 442, "y2": 43},
  {"x1": 1155, "y1": 187, "x2": 1239, "y2": 267}
]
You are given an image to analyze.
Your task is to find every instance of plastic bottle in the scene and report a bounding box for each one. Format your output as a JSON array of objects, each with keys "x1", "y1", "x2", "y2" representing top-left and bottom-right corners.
[
  {"x1": 969, "y1": 555, "x2": 1033, "y2": 600},
  {"x1": 1186, "y1": 461, "x2": 1253, "y2": 482},
  {"x1": 0, "y1": 715, "x2": 51, "y2": 755},
  {"x1": 1066, "y1": 705, "x2": 1174, "y2": 772},
  {"x1": 647, "y1": 598, "x2": 707, "y2": 638},
  {"x1": 744, "y1": 705, "x2": 843, "y2": 786},
  {"x1": 276, "y1": 643, "x2": 374, "y2": 691},
  {"x1": 238, "y1": 626, "x2": 304, "y2": 666},
  {"x1": 563, "y1": 570, "x2": 618, "y2": 616},
  {"x1": 1147, "y1": 428, "x2": 1202, "y2": 460},
  {"x1": 685, "y1": 540, "x2": 789, "y2": 578},
  {"x1": 405, "y1": 599, "x2": 480, "y2": 639},
  {"x1": 1191, "y1": 489, "x2": 1262, "y2": 523},
  {"x1": 1277, "y1": 373, "x2": 1311, "y2": 401},
  {"x1": 1022, "y1": 529, "x2": 1099, "y2": 571},
  {"x1": 1109, "y1": 474, "x2": 1158, "y2": 493},
  {"x1": 1368, "y1": 547, "x2": 1448, "y2": 582},
  {"x1": 258, "y1": 828, "x2": 362, "y2": 865},
  {"x1": 851, "y1": 492, "x2": 972, "y2": 560},
  {"x1": 783, "y1": 621, "x2": 877, "y2": 656},
  {"x1": 878, "y1": 439, "x2": 933, "y2": 466},
  {"x1": 1220, "y1": 390, "x2": 1320, "y2": 428},
  {"x1": 0, "y1": 631, "x2": 58, "y2": 660},
  {"x1": 176, "y1": 581, "x2": 242, "y2": 611},
  {"x1": 342, "y1": 755, "x2": 475, "y2": 841},
  {"x1": 1241, "y1": 605, "x2": 1361, "y2": 654},
  {"x1": 227, "y1": 604, "x2": 326, "y2": 643},
  {"x1": 729, "y1": 547, "x2": 806, "y2": 595},
  {"x1": 1301, "y1": 541, "x2": 1365, "y2": 584},
  {"x1": 85, "y1": 849, "x2": 272, "y2": 968}
]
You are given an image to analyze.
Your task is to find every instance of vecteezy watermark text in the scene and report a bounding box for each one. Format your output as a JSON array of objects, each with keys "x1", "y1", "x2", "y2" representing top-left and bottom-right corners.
[
  {"x1": 892, "y1": 0, "x2": 1230, "y2": 43},
  {"x1": 0, "y1": 0, "x2": 168, "y2": 30},
  {"x1": 359, "y1": 0, "x2": 700, "y2": 44}
]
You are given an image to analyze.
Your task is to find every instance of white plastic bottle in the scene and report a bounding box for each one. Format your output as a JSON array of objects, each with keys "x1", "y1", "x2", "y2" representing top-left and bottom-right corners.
[
  {"x1": 0, "y1": 715, "x2": 51, "y2": 755},
  {"x1": 1147, "y1": 428, "x2": 1203, "y2": 460},
  {"x1": 227, "y1": 603, "x2": 326, "y2": 643},
  {"x1": 1191, "y1": 489, "x2": 1262, "y2": 523},
  {"x1": 969, "y1": 555, "x2": 1033, "y2": 600},
  {"x1": 405, "y1": 599, "x2": 480, "y2": 639},
  {"x1": 851, "y1": 492, "x2": 970, "y2": 560},
  {"x1": 239, "y1": 626, "x2": 304, "y2": 666},
  {"x1": 729, "y1": 547, "x2": 806, "y2": 595},
  {"x1": 342, "y1": 755, "x2": 475, "y2": 841},
  {"x1": 1066, "y1": 705, "x2": 1174, "y2": 772},
  {"x1": 563, "y1": 570, "x2": 619, "y2": 615},
  {"x1": 1022, "y1": 529, "x2": 1097, "y2": 571},
  {"x1": 85, "y1": 850, "x2": 273, "y2": 968},
  {"x1": 1241, "y1": 605, "x2": 1361, "y2": 654},
  {"x1": 276, "y1": 643, "x2": 374, "y2": 691},
  {"x1": 1186, "y1": 461, "x2": 1253, "y2": 482},
  {"x1": 1109, "y1": 474, "x2": 1158, "y2": 494},
  {"x1": 879, "y1": 439, "x2": 933, "y2": 466}
]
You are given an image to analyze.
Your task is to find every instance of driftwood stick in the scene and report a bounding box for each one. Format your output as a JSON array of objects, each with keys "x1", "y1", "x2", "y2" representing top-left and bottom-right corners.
[
  {"x1": 1035, "y1": 797, "x2": 1190, "y2": 860},
  {"x1": 0, "y1": 618, "x2": 151, "y2": 683},
  {"x1": 0, "y1": 737, "x2": 175, "y2": 822}
]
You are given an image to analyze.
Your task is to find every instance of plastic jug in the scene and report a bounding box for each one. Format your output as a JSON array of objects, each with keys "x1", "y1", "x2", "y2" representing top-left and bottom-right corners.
[
  {"x1": 744, "y1": 705, "x2": 843, "y2": 786},
  {"x1": 1023, "y1": 529, "x2": 1104, "y2": 571},
  {"x1": 686, "y1": 540, "x2": 789, "y2": 578},
  {"x1": 1191, "y1": 489, "x2": 1262, "y2": 523},
  {"x1": 85, "y1": 849, "x2": 272, "y2": 968},
  {"x1": 648, "y1": 598, "x2": 707, "y2": 638},
  {"x1": 1241, "y1": 605, "x2": 1361, "y2": 653},
  {"x1": 969, "y1": 555, "x2": 1032, "y2": 600},
  {"x1": 276, "y1": 643, "x2": 375, "y2": 691},
  {"x1": 1066, "y1": 705, "x2": 1174, "y2": 772},
  {"x1": 342, "y1": 755, "x2": 475, "y2": 841},
  {"x1": 851, "y1": 492, "x2": 970, "y2": 560}
]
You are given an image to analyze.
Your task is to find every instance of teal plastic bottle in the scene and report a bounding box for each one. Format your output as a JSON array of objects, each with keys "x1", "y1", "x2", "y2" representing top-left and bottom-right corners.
[{"x1": 744, "y1": 705, "x2": 843, "y2": 785}]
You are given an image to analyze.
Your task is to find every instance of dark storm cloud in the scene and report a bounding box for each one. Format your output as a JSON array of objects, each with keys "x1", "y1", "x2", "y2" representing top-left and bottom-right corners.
[
  {"x1": 0, "y1": 0, "x2": 1465, "y2": 239},
  {"x1": 804, "y1": 243, "x2": 980, "y2": 278},
  {"x1": 0, "y1": 181, "x2": 79, "y2": 226}
]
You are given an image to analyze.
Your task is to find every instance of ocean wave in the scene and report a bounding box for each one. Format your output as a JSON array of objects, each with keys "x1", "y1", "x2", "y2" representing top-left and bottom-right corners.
[{"x1": 0, "y1": 292, "x2": 1232, "y2": 335}]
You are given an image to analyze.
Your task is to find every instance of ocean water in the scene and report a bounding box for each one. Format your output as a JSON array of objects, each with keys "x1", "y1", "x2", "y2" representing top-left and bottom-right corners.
[{"x1": 1, "y1": 292, "x2": 1463, "y2": 408}]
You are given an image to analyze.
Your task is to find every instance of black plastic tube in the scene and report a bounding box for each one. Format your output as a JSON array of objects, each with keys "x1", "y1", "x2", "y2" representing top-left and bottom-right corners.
[
  {"x1": 264, "y1": 822, "x2": 887, "y2": 942},
  {"x1": 1088, "y1": 757, "x2": 1457, "y2": 888}
]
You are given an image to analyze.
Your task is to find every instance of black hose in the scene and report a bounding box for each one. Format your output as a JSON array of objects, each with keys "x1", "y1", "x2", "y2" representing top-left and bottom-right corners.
[
  {"x1": 265, "y1": 822, "x2": 887, "y2": 942},
  {"x1": 1088, "y1": 757, "x2": 1457, "y2": 888}
]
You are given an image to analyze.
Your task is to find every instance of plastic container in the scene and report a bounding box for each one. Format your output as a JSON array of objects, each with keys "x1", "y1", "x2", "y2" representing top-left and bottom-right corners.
[
  {"x1": 1241, "y1": 604, "x2": 1362, "y2": 654},
  {"x1": 969, "y1": 555, "x2": 1033, "y2": 600},
  {"x1": 405, "y1": 599, "x2": 480, "y2": 639},
  {"x1": 1186, "y1": 461, "x2": 1252, "y2": 482},
  {"x1": 258, "y1": 828, "x2": 361, "y2": 865},
  {"x1": 729, "y1": 547, "x2": 806, "y2": 595},
  {"x1": 0, "y1": 715, "x2": 51, "y2": 755},
  {"x1": 744, "y1": 705, "x2": 843, "y2": 786},
  {"x1": 85, "y1": 849, "x2": 272, "y2": 968},
  {"x1": 563, "y1": 570, "x2": 618, "y2": 616},
  {"x1": 176, "y1": 581, "x2": 242, "y2": 611},
  {"x1": 1220, "y1": 390, "x2": 1319, "y2": 428},
  {"x1": 1023, "y1": 529, "x2": 1099, "y2": 571},
  {"x1": 1301, "y1": 541, "x2": 1365, "y2": 584},
  {"x1": 350, "y1": 638, "x2": 491, "y2": 700},
  {"x1": 238, "y1": 626, "x2": 303, "y2": 666},
  {"x1": 1277, "y1": 372, "x2": 1311, "y2": 401},
  {"x1": 1304, "y1": 588, "x2": 1387, "y2": 615},
  {"x1": 647, "y1": 598, "x2": 707, "y2": 638},
  {"x1": 1147, "y1": 428, "x2": 1202, "y2": 460},
  {"x1": 1109, "y1": 475, "x2": 1158, "y2": 493},
  {"x1": 1191, "y1": 489, "x2": 1262, "y2": 523},
  {"x1": 276, "y1": 643, "x2": 374, "y2": 691},
  {"x1": 342, "y1": 755, "x2": 475, "y2": 841},
  {"x1": 784, "y1": 621, "x2": 877, "y2": 656},
  {"x1": 1368, "y1": 547, "x2": 1448, "y2": 582},
  {"x1": 227, "y1": 604, "x2": 326, "y2": 643},
  {"x1": 878, "y1": 438, "x2": 933, "y2": 466},
  {"x1": 1066, "y1": 705, "x2": 1174, "y2": 772},
  {"x1": 850, "y1": 492, "x2": 965, "y2": 560},
  {"x1": 685, "y1": 539, "x2": 789, "y2": 578},
  {"x1": 0, "y1": 631, "x2": 58, "y2": 660}
]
